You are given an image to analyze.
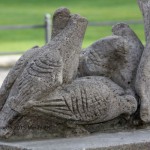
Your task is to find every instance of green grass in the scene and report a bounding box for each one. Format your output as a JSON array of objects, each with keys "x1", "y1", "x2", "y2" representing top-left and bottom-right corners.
[{"x1": 0, "y1": 0, "x2": 145, "y2": 52}]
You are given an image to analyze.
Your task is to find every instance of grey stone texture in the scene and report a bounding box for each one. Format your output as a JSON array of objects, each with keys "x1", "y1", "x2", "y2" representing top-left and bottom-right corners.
[
  {"x1": 1, "y1": 129, "x2": 150, "y2": 150},
  {"x1": 0, "y1": 0, "x2": 150, "y2": 142},
  {"x1": 135, "y1": 0, "x2": 150, "y2": 123},
  {"x1": 137, "y1": 0, "x2": 150, "y2": 43},
  {"x1": 51, "y1": 7, "x2": 71, "y2": 39},
  {"x1": 79, "y1": 24, "x2": 144, "y2": 90},
  {"x1": 0, "y1": 8, "x2": 88, "y2": 137},
  {"x1": 30, "y1": 76, "x2": 137, "y2": 124}
]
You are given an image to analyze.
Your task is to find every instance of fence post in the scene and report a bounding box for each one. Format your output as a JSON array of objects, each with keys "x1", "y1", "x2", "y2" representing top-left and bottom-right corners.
[{"x1": 45, "y1": 14, "x2": 51, "y2": 43}]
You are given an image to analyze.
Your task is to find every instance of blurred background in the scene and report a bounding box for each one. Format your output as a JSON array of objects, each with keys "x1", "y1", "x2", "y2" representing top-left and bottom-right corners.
[{"x1": 0, "y1": 0, "x2": 145, "y2": 54}]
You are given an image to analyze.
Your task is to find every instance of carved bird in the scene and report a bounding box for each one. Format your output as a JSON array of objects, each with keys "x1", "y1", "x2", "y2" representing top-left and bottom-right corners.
[
  {"x1": 0, "y1": 8, "x2": 88, "y2": 131},
  {"x1": 79, "y1": 23, "x2": 144, "y2": 90},
  {"x1": 0, "y1": 8, "x2": 71, "y2": 111},
  {"x1": 0, "y1": 8, "x2": 70, "y2": 110},
  {"x1": 28, "y1": 76, "x2": 137, "y2": 124}
]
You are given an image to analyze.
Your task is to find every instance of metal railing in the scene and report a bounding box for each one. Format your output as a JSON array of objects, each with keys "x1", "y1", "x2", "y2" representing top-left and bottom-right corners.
[
  {"x1": 0, "y1": 17, "x2": 144, "y2": 55},
  {"x1": 0, "y1": 14, "x2": 51, "y2": 44},
  {"x1": 88, "y1": 20, "x2": 143, "y2": 26}
]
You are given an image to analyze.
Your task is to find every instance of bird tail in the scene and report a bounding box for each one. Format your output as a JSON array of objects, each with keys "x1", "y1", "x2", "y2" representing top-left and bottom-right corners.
[{"x1": 29, "y1": 97, "x2": 73, "y2": 120}]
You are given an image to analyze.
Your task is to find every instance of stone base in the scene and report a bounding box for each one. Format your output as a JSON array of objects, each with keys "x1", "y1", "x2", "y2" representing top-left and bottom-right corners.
[
  {"x1": 1, "y1": 129, "x2": 150, "y2": 150},
  {"x1": 2, "y1": 115, "x2": 137, "y2": 140}
]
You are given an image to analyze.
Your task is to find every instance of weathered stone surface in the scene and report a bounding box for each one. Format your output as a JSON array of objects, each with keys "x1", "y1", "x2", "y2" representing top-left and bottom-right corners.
[
  {"x1": 112, "y1": 23, "x2": 144, "y2": 89},
  {"x1": 79, "y1": 36, "x2": 125, "y2": 78},
  {"x1": 0, "y1": 144, "x2": 28, "y2": 150},
  {"x1": 0, "y1": 1, "x2": 149, "y2": 141},
  {"x1": 0, "y1": 8, "x2": 88, "y2": 136},
  {"x1": 1, "y1": 129, "x2": 150, "y2": 150},
  {"x1": 135, "y1": 0, "x2": 150, "y2": 123},
  {"x1": 51, "y1": 7, "x2": 70, "y2": 39},
  {"x1": 79, "y1": 24, "x2": 143, "y2": 90},
  {"x1": 137, "y1": 0, "x2": 150, "y2": 43},
  {"x1": 28, "y1": 76, "x2": 137, "y2": 124}
]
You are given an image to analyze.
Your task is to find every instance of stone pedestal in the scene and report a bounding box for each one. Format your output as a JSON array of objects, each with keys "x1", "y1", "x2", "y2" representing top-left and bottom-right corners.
[{"x1": 1, "y1": 129, "x2": 150, "y2": 150}]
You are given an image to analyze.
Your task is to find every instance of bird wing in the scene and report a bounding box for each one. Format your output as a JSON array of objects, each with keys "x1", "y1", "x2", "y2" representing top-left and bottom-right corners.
[
  {"x1": 0, "y1": 46, "x2": 39, "y2": 110},
  {"x1": 9, "y1": 49, "x2": 63, "y2": 114},
  {"x1": 27, "y1": 76, "x2": 125, "y2": 123}
]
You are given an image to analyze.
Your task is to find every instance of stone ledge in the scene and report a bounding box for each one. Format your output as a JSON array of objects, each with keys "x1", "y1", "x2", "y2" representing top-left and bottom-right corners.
[
  {"x1": 1, "y1": 129, "x2": 150, "y2": 150},
  {"x1": 87, "y1": 142, "x2": 150, "y2": 150}
]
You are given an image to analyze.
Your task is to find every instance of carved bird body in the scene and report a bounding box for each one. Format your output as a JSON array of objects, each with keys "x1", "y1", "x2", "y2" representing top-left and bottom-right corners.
[
  {"x1": 0, "y1": 10, "x2": 88, "y2": 129},
  {"x1": 29, "y1": 76, "x2": 137, "y2": 124},
  {"x1": 0, "y1": 7, "x2": 141, "y2": 139},
  {"x1": 79, "y1": 23, "x2": 143, "y2": 90},
  {"x1": 0, "y1": 8, "x2": 72, "y2": 112}
]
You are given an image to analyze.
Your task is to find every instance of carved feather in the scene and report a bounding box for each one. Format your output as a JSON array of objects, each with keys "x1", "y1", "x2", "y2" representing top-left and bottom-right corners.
[{"x1": 31, "y1": 76, "x2": 137, "y2": 124}]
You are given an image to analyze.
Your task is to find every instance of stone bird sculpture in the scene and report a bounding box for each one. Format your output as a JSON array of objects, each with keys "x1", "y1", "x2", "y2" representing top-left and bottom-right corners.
[
  {"x1": 27, "y1": 76, "x2": 137, "y2": 124},
  {"x1": 0, "y1": 5, "x2": 142, "y2": 139},
  {"x1": 79, "y1": 23, "x2": 143, "y2": 90},
  {"x1": 0, "y1": 8, "x2": 88, "y2": 131}
]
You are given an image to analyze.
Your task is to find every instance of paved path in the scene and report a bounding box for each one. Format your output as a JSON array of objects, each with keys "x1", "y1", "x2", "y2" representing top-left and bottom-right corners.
[
  {"x1": 0, "y1": 55, "x2": 20, "y2": 87},
  {"x1": 0, "y1": 69, "x2": 9, "y2": 87},
  {"x1": 0, "y1": 55, "x2": 20, "y2": 68}
]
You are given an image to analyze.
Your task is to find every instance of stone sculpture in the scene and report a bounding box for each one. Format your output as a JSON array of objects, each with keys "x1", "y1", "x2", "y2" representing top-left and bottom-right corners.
[
  {"x1": 0, "y1": 0, "x2": 149, "y2": 139},
  {"x1": 30, "y1": 76, "x2": 137, "y2": 124},
  {"x1": 135, "y1": 0, "x2": 150, "y2": 123},
  {"x1": 79, "y1": 26, "x2": 144, "y2": 89},
  {"x1": 0, "y1": 8, "x2": 88, "y2": 135}
]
